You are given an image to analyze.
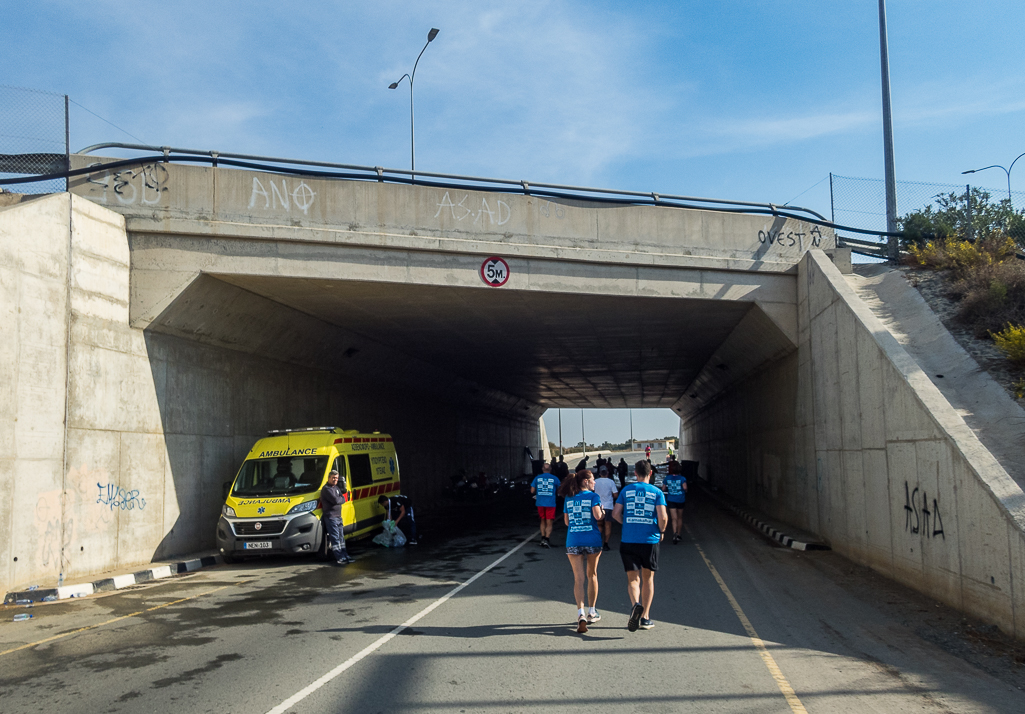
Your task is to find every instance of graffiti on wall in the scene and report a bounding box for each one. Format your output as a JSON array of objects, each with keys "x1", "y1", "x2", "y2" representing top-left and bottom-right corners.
[
  {"x1": 96, "y1": 483, "x2": 147, "y2": 511},
  {"x1": 85, "y1": 163, "x2": 170, "y2": 206},
  {"x1": 434, "y1": 191, "x2": 511, "y2": 226},
  {"x1": 33, "y1": 465, "x2": 117, "y2": 569},
  {"x1": 904, "y1": 481, "x2": 945, "y2": 539},
  {"x1": 757, "y1": 226, "x2": 823, "y2": 251},
  {"x1": 249, "y1": 176, "x2": 316, "y2": 214}
]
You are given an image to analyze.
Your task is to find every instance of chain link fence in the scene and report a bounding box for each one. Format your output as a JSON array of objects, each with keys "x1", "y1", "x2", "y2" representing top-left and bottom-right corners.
[
  {"x1": 830, "y1": 173, "x2": 1025, "y2": 257},
  {"x1": 0, "y1": 84, "x2": 69, "y2": 194}
]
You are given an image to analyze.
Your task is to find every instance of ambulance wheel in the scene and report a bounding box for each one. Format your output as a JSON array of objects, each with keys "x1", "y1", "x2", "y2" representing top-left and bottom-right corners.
[{"x1": 316, "y1": 527, "x2": 330, "y2": 561}]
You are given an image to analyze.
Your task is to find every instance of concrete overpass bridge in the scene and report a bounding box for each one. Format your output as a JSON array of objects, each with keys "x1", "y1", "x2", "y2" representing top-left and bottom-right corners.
[{"x1": 2, "y1": 153, "x2": 1024, "y2": 642}]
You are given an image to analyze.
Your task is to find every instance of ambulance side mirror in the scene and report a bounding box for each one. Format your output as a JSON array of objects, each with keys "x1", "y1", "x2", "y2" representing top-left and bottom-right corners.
[{"x1": 222, "y1": 481, "x2": 232, "y2": 500}]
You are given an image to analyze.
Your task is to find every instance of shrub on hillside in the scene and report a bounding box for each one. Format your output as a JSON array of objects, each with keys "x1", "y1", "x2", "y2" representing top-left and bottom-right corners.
[
  {"x1": 949, "y1": 258, "x2": 1025, "y2": 338},
  {"x1": 991, "y1": 324, "x2": 1025, "y2": 367}
]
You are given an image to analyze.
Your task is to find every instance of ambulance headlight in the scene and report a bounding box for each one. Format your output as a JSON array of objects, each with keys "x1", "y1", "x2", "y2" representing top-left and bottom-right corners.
[
  {"x1": 222, "y1": 505, "x2": 236, "y2": 518},
  {"x1": 287, "y1": 500, "x2": 318, "y2": 515}
]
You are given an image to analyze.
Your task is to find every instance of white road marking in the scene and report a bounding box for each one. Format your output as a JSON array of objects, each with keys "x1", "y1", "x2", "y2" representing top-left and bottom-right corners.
[{"x1": 264, "y1": 533, "x2": 537, "y2": 714}]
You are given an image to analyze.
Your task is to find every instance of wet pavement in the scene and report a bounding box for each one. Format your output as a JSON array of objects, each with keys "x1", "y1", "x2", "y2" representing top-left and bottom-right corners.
[{"x1": 2, "y1": 495, "x2": 1024, "y2": 713}]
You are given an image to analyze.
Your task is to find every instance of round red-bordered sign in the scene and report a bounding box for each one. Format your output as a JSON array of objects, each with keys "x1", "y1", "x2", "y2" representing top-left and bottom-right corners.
[{"x1": 480, "y1": 256, "x2": 510, "y2": 287}]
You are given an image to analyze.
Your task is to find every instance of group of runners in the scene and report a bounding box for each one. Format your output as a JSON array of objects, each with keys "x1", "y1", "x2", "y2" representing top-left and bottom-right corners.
[{"x1": 530, "y1": 457, "x2": 689, "y2": 633}]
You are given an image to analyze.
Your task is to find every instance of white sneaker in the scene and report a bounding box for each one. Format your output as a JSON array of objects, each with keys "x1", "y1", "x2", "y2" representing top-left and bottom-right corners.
[{"x1": 586, "y1": 610, "x2": 601, "y2": 623}]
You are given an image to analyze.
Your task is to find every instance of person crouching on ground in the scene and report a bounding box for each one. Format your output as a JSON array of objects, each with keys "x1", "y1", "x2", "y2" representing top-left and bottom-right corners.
[
  {"x1": 530, "y1": 462, "x2": 560, "y2": 548},
  {"x1": 378, "y1": 494, "x2": 418, "y2": 545},
  {"x1": 593, "y1": 466, "x2": 619, "y2": 551},
  {"x1": 612, "y1": 460, "x2": 668, "y2": 631},
  {"x1": 559, "y1": 469, "x2": 604, "y2": 633},
  {"x1": 321, "y1": 470, "x2": 353, "y2": 565},
  {"x1": 662, "y1": 461, "x2": 687, "y2": 544}
]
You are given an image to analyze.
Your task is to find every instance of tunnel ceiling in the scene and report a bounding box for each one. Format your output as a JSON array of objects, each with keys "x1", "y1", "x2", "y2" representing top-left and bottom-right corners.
[{"x1": 210, "y1": 275, "x2": 757, "y2": 409}]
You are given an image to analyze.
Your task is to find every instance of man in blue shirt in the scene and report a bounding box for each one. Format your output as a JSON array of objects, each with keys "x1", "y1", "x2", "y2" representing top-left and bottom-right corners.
[
  {"x1": 530, "y1": 462, "x2": 561, "y2": 548},
  {"x1": 612, "y1": 460, "x2": 668, "y2": 631}
]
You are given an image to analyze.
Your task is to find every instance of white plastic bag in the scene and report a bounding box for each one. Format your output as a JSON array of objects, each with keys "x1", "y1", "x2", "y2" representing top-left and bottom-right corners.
[{"x1": 373, "y1": 519, "x2": 407, "y2": 548}]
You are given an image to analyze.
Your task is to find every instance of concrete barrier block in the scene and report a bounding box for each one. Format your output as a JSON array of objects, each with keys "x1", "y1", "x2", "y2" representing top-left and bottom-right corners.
[
  {"x1": 887, "y1": 441, "x2": 925, "y2": 584},
  {"x1": 861, "y1": 448, "x2": 895, "y2": 576},
  {"x1": 955, "y1": 458, "x2": 1014, "y2": 632},
  {"x1": 10, "y1": 458, "x2": 63, "y2": 590},
  {"x1": 916, "y1": 440, "x2": 963, "y2": 608},
  {"x1": 1011, "y1": 528, "x2": 1025, "y2": 640},
  {"x1": 68, "y1": 343, "x2": 164, "y2": 434},
  {"x1": 63, "y1": 428, "x2": 120, "y2": 579},
  {"x1": 842, "y1": 450, "x2": 868, "y2": 558},
  {"x1": 0, "y1": 459, "x2": 14, "y2": 592},
  {"x1": 855, "y1": 326, "x2": 887, "y2": 450},
  {"x1": 115, "y1": 432, "x2": 166, "y2": 567},
  {"x1": 836, "y1": 309, "x2": 863, "y2": 450}
]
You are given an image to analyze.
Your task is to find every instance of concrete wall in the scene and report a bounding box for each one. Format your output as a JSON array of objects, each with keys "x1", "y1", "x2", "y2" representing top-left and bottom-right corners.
[
  {"x1": 681, "y1": 250, "x2": 1025, "y2": 639},
  {"x1": 0, "y1": 194, "x2": 539, "y2": 594}
]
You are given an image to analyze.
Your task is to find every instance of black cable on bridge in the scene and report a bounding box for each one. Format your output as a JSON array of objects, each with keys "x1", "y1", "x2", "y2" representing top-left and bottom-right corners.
[{"x1": 0, "y1": 152, "x2": 904, "y2": 241}]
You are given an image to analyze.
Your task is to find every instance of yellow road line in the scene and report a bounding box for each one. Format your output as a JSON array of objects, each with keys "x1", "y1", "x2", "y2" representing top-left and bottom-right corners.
[
  {"x1": 0, "y1": 580, "x2": 251, "y2": 658},
  {"x1": 686, "y1": 524, "x2": 808, "y2": 714}
]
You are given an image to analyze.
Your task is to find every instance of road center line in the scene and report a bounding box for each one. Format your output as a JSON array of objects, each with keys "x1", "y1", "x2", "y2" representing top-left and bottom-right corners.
[
  {"x1": 0, "y1": 579, "x2": 251, "y2": 659},
  {"x1": 686, "y1": 524, "x2": 808, "y2": 714},
  {"x1": 265, "y1": 532, "x2": 537, "y2": 714}
]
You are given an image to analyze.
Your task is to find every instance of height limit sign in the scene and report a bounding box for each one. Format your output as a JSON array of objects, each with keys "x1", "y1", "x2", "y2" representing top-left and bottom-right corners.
[{"x1": 479, "y1": 256, "x2": 510, "y2": 287}]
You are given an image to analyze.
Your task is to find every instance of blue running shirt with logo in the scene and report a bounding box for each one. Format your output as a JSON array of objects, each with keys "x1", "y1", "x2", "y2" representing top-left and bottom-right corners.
[
  {"x1": 664, "y1": 474, "x2": 687, "y2": 504},
  {"x1": 530, "y1": 474, "x2": 560, "y2": 508},
  {"x1": 616, "y1": 483, "x2": 666, "y2": 543},
  {"x1": 564, "y1": 491, "x2": 603, "y2": 548}
]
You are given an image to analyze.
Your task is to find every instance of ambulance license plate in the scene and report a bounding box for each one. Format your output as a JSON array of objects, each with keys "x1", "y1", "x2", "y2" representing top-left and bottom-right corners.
[{"x1": 244, "y1": 541, "x2": 272, "y2": 550}]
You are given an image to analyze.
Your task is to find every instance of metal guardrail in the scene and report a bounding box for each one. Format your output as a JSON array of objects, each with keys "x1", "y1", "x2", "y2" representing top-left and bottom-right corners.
[{"x1": 77, "y1": 142, "x2": 831, "y2": 222}]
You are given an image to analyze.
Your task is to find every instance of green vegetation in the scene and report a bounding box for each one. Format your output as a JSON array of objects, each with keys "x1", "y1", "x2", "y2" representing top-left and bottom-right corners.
[
  {"x1": 901, "y1": 192, "x2": 1025, "y2": 367},
  {"x1": 899, "y1": 188, "x2": 1025, "y2": 249}
]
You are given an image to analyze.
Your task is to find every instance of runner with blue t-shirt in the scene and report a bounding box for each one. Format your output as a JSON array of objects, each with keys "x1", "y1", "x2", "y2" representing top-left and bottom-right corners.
[
  {"x1": 559, "y1": 470, "x2": 605, "y2": 633},
  {"x1": 663, "y1": 463, "x2": 688, "y2": 545},
  {"x1": 530, "y1": 464, "x2": 561, "y2": 548},
  {"x1": 613, "y1": 460, "x2": 668, "y2": 631}
]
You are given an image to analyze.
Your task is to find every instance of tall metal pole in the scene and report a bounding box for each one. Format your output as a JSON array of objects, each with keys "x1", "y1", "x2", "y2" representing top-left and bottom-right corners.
[
  {"x1": 581, "y1": 409, "x2": 586, "y2": 455},
  {"x1": 558, "y1": 408, "x2": 563, "y2": 456},
  {"x1": 630, "y1": 409, "x2": 634, "y2": 449},
  {"x1": 878, "y1": 0, "x2": 899, "y2": 260},
  {"x1": 388, "y1": 28, "x2": 439, "y2": 184}
]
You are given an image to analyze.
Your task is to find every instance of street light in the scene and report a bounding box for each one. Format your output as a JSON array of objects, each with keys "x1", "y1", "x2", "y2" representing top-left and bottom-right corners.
[
  {"x1": 962, "y1": 151, "x2": 1025, "y2": 209},
  {"x1": 388, "y1": 27, "x2": 440, "y2": 183}
]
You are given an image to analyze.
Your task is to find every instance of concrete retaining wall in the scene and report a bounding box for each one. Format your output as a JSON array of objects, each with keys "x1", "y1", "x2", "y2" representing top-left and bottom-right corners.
[
  {"x1": 682, "y1": 250, "x2": 1025, "y2": 639},
  {"x1": 0, "y1": 194, "x2": 539, "y2": 594}
]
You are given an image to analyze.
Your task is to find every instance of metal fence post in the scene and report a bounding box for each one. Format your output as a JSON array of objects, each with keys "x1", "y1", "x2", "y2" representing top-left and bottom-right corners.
[
  {"x1": 64, "y1": 94, "x2": 70, "y2": 192},
  {"x1": 966, "y1": 184, "x2": 972, "y2": 242}
]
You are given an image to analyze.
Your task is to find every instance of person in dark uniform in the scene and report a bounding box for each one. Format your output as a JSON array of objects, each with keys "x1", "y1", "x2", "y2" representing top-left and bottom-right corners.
[
  {"x1": 616, "y1": 458, "x2": 629, "y2": 489},
  {"x1": 379, "y1": 494, "x2": 418, "y2": 545},
  {"x1": 321, "y1": 470, "x2": 352, "y2": 565}
]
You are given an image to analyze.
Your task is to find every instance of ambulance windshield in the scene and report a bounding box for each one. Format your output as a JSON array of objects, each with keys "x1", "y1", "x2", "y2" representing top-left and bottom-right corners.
[{"x1": 232, "y1": 456, "x2": 329, "y2": 497}]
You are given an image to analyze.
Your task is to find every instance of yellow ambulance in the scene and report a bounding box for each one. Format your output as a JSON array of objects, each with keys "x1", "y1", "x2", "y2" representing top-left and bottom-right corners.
[{"x1": 215, "y1": 427, "x2": 401, "y2": 561}]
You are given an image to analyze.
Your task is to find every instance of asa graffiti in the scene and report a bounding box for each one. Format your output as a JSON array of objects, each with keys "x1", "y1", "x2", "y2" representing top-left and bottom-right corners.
[
  {"x1": 904, "y1": 481, "x2": 945, "y2": 539},
  {"x1": 433, "y1": 191, "x2": 511, "y2": 226},
  {"x1": 96, "y1": 483, "x2": 147, "y2": 511}
]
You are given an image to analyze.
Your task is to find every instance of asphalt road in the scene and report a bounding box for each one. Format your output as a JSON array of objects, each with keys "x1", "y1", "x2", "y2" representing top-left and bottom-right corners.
[{"x1": 2, "y1": 494, "x2": 1024, "y2": 713}]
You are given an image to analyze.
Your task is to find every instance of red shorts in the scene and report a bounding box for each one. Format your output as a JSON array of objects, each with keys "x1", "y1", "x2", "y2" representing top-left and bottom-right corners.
[{"x1": 537, "y1": 506, "x2": 556, "y2": 520}]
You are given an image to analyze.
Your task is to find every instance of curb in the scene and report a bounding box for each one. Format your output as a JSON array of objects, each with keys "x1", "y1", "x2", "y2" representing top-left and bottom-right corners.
[
  {"x1": 3, "y1": 555, "x2": 224, "y2": 605},
  {"x1": 696, "y1": 482, "x2": 830, "y2": 552}
]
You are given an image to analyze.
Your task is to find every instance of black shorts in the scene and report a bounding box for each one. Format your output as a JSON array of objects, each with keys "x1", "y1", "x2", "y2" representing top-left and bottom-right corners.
[
  {"x1": 620, "y1": 541, "x2": 659, "y2": 572},
  {"x1": 667, "y1": 501, "x2": 686, "y2": 511}
]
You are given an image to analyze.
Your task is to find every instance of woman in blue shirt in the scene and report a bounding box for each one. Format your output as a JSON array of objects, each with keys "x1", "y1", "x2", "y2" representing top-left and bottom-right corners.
[{"x1": 559, "y1": 470, "x2": 605, "y2": 633}]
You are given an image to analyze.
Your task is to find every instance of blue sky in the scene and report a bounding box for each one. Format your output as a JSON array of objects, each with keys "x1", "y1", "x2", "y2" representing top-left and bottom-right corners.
[{"x1": 6, "y1": 1, "x2": 1024, "y2": 443}]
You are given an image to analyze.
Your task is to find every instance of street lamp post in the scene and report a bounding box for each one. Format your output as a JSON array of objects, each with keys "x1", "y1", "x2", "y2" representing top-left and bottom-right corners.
[
  {"x1": 962, "y1": 151, "x2": 1025, "y2": 209},
  {"x1": 388, "y1": 28, "x2": 439, "y2": 183}
]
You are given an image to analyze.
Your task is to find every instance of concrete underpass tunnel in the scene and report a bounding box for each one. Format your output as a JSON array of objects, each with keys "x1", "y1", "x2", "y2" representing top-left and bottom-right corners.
[{"x1": 143, "y1": 270, "x2": 797, "y2": 558}]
